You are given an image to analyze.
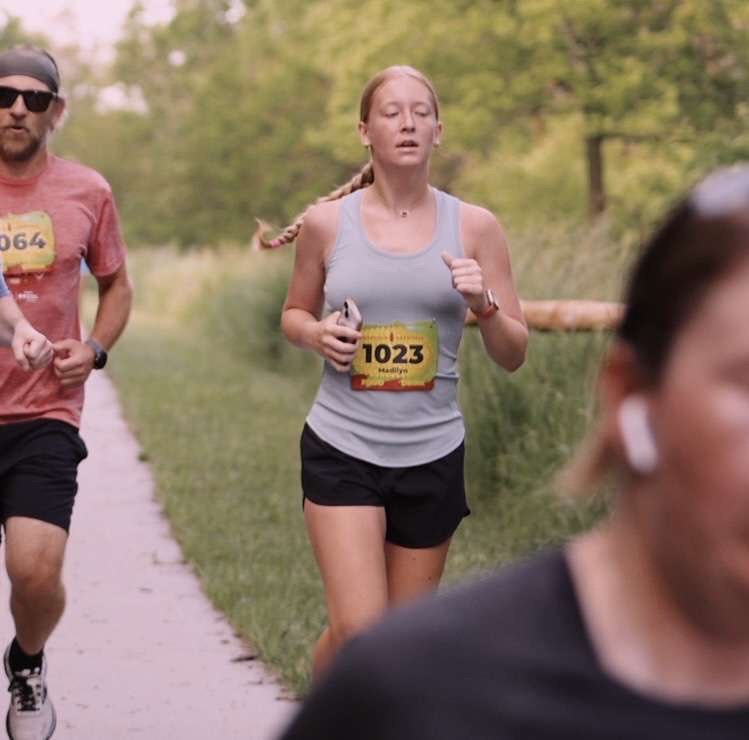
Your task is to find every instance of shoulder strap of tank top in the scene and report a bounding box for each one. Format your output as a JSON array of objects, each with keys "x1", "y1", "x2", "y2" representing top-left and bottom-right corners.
[
  {"x1": 329, "y1": 188, "x2": 364, "y2": 257},
  {"x1": 335, "y1": 189, "x2": 365, "y2": 243}
]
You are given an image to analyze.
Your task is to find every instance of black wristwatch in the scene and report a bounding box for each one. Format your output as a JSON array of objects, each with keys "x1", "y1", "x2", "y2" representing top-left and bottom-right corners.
[{"x1": 85, "y1": 338, "x2": 108, "y2": 370}]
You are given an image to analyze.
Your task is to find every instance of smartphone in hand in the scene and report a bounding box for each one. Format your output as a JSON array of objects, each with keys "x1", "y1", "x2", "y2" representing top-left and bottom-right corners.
[{"x1": 337, "y1": 298, "x2": 362, "y2": 341}]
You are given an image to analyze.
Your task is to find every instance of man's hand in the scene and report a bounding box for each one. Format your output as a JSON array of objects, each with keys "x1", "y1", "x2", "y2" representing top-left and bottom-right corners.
[
  {"x1": 11, "y1": 320, "x2": 54, "y2": 371},
  {"x1": 52, "y1": 339, "x2": 96, "y2": 388}
]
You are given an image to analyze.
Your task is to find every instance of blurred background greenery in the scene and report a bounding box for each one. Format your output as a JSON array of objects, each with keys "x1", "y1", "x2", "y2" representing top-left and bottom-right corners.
[
  {"x1": 8, "y1": 0, "x2": 749, "y2": 692},
  {"x1": 5, "y1": 0, "x2": 749, "y2": 248}
]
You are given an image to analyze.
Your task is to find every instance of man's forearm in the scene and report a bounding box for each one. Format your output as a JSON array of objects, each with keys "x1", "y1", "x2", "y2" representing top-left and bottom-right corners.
[{"x1": 89, "y1": 270, "x2": 133, "y2": 349}]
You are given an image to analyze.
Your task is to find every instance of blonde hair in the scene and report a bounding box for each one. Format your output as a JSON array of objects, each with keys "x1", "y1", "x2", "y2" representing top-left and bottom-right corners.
[{"x1": 253, "y1": 65, "x2": 440, "y2": 250}]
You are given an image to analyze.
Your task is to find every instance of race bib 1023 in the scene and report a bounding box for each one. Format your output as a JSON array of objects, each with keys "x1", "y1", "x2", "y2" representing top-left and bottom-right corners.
[{"x1": 351, "y1": 320, "x2": 439, "y2": 391}]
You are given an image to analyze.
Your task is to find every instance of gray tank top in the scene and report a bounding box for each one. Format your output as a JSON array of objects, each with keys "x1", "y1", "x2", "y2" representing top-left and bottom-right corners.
[{"x1": 306, "y1": 187, "x2": 467, "y2": 467}]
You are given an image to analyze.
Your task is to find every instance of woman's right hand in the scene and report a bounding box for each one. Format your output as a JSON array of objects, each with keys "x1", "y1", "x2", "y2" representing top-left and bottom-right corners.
[{"x1": 310, "y1": 312, "x2": 361, "y2": 372}]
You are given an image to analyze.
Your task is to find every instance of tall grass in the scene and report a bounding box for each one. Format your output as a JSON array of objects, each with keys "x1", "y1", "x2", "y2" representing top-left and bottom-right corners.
[{"x1": 109, "y1": 226, "x2": 632, "y2": 692}]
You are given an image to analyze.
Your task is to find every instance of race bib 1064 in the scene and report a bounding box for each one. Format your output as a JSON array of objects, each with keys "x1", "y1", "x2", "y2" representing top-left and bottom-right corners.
[
  {"x1": 0, "y1": 212, "x2": 56, "y2": 276},
  {"x1": 351, "y1": 320, "x2": 438, "y2": 391}
]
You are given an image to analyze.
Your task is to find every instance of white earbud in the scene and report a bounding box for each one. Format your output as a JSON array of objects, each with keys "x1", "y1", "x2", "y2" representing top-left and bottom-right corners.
[{"x1": 618, "y1": 395, "x2": 658, "y2": 475}]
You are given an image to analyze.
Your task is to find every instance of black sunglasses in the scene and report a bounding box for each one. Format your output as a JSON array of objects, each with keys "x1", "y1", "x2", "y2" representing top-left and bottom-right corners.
[{"x1": 0, "y1": 86, "x2": 57, "y2": 113}]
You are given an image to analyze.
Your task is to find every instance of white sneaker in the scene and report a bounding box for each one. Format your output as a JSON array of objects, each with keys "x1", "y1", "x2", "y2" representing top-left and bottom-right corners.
[{"x1": 3, "y1": 644, "x2": 55, "y2": 740}]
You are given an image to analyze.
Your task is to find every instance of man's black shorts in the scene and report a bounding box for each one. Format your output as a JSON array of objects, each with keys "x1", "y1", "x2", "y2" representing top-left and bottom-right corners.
[
  {"x1": 0, "y1": 419, "x2": 88, "y2": 536},
  {"x1": 300, "y1": 424, "x2": 470, "y2": 549}
]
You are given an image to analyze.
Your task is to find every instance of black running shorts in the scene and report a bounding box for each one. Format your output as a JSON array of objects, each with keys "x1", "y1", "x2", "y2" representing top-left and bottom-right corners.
[
  {"x1": 300, "y1": 424, "x2": 470, "y2": 548},
  {"x1": 0, "y1": 419, "x2": 88, "y2": 537}
]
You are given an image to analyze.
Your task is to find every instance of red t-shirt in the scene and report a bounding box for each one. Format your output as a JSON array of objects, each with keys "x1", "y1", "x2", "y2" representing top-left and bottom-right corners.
[{"x1": 0, "y1": 155, "x2": 127, "y2": 427}]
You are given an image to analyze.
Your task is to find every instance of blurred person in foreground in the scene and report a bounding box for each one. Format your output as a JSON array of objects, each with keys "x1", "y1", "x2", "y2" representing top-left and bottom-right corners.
[
  {"x1": 277, "y1": 165, "x2": 749, "y2": 739},
  {"x1": 0, "y1": 46, "x2": 132, "y2": 740}
]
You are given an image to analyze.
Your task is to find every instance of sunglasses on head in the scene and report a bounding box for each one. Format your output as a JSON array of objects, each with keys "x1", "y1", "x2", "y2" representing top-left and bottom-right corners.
[
  {"x1": 0, "y1": 86, "x2": 57, "y2": 113},
  {"x1": 692, "y1": 166, "x2": 749, "y2": 218}
]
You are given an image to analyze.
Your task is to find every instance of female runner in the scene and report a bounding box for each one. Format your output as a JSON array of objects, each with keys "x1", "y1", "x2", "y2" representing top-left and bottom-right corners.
[{"x1": 258, "y1": 65, "x2": 528, "y2": 677}]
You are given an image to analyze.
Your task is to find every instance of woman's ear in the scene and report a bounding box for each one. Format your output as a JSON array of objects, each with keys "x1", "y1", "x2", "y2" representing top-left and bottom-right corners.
[
  {"x1": 598, "y1": 341, "x2": 657, "y2": 475},
  {"x1": 358, "y1": 121, "x2": 371, "y2": 148},
  {"x1": 557, "y1": 341, "x2": 657, "y2": 494},
  {"x1": 598, "y1": 341, "x2": 649, "y2": 409},
  {"x1": 433, "y1": 120, "x2": 443, "y2": 148}
]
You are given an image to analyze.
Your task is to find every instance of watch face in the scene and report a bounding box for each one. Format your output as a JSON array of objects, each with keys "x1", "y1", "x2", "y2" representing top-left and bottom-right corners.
[
  {"x1": 94, "y1": 349, "x2": 108, "y2": 370},
  {"x1": 479, "y1": 290, "x2": 499, "y2": 317},
  {"x1": 86, "y1": 339, "x2": 108, "y2": 369}
]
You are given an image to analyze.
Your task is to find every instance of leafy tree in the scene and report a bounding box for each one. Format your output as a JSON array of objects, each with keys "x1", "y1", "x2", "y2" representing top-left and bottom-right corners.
[{"x1": 38, "y1": 0, "x2": 749, "y2": 246}]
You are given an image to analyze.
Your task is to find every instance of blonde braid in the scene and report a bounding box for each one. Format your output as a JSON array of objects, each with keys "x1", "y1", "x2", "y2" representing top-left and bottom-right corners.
[{"x1": 252, "y1": 162, "x2": 375, "y2": 250}]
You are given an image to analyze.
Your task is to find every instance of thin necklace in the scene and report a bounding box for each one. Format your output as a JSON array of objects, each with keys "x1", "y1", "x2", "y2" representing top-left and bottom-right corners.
[{"x1": 393, "y1": 189, "x2": 430, "y2": 218}]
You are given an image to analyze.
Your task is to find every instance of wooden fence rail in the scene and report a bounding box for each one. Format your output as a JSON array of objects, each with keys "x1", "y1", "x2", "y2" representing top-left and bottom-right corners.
[{"x1": 468, "y1": 300, "x2": 624, "y2": 331}]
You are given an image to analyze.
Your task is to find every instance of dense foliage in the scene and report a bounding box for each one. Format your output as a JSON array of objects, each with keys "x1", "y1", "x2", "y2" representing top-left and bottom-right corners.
[{"x1": 4, "y1": 0, "x2": 748, "y2": 247}]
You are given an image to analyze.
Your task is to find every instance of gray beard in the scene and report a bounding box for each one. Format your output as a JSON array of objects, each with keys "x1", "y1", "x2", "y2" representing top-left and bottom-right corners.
[{"x1": 0, "y1": 129, "x2": 45, "y2": 163}]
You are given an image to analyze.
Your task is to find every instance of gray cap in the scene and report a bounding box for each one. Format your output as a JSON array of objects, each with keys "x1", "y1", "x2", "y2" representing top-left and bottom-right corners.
[{"x1": 0, "y1": 47, "x2": 60, "y2": 93}]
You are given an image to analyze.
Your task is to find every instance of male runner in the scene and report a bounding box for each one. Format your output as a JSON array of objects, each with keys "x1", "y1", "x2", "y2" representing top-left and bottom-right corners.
[{"x1": 0, "y1": 46, "x2": 132, "y2": 739}]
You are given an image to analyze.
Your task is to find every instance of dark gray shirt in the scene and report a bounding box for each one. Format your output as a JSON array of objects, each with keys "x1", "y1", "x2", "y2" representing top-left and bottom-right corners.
[{"x1": 279, "y1": 549, "x2": 749, "y2": 739}]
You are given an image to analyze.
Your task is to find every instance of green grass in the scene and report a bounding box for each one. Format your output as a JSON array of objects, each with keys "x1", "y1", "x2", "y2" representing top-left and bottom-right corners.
[
  {"x1": 449, "y1": 329, "x2": 608, "y2": 576},
  {"x1": 107, "y1": 238, "x2": 623, "y2": 694}
]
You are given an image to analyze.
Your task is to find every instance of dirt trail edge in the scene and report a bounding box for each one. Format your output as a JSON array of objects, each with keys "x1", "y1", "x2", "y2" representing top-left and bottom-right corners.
[{"x1": 0, "y1": 371, "x2": 296, "y2": 739}]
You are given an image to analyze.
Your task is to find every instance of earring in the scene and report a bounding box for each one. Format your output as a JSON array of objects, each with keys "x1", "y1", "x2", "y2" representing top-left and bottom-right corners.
[{"x1": 618, "y1": 395, "x2": 658, "y2": 475}]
